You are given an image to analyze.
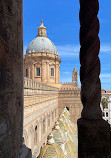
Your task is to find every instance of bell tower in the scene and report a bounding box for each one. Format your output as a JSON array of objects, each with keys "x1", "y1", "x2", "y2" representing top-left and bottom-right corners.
[{"x1": 72, "y1": 66, "x2": 78, "y2": 87}]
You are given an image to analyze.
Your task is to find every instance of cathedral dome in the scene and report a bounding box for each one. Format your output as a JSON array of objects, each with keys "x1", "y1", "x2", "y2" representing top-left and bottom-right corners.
[{"x1": 26, "y1": 20, "x2": 58, "y2": 55}]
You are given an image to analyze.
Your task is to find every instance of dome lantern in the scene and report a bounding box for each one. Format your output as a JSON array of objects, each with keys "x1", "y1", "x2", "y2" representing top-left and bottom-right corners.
[{"x1": 37, "y1": 20, "x2": 47, "y2": 37}]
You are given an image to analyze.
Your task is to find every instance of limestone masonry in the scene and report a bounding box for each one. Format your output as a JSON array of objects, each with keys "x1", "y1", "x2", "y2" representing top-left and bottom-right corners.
[{"x1": 23, "y1": 20, "x2": 82, "y2": 157}]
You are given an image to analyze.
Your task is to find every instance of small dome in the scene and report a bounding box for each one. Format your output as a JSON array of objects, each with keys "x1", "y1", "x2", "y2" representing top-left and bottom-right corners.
[
  {"x1": 38, "y1": 133, "x2": 66, "y2": 158},
  {"x1": 52, "y1": 122, "x2": 67, "y2": 143},
  {"x1": 38, "y1": 144, "x2": 66, "y2": 158},
  {"x1": 58, "y1": 116, "x2": 77, "y2": 143},
  {"x1": 61, "y1": 113, "x2": 70, "y2": 124},
  {"x1": 63, "y1": 107, "x2": 70, "y2": 119},
  {"x1": 58, "y1": 119, "x2": 69, "y2": 131}
]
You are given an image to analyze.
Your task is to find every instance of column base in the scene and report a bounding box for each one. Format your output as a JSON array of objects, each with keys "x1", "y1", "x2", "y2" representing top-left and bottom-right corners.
[
  {"x1": 77, "y1": 118, "x2": 111, "y2": 158},
  {"x1": 20, "y1": 144, "x2": 32, "y2": 158}
]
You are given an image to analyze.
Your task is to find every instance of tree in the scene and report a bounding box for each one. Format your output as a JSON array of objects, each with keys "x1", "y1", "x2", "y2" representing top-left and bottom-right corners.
[{"x1": 101, "y1": 98, "x2": 108, "y2": 109}]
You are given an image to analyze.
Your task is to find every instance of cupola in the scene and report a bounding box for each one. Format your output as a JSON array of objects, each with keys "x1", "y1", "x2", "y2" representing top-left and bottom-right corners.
[
  {"x1": 37, "y1": 20, "x2": 47, "y2": 37},
  {"x1": 38, "y1": 133, "x2": 66, "y2": 158}
]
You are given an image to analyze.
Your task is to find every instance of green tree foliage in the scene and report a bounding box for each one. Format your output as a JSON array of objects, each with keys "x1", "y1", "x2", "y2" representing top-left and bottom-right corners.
[{"x1": 102, "y1": 98, "x2": 108, "y2": 109}]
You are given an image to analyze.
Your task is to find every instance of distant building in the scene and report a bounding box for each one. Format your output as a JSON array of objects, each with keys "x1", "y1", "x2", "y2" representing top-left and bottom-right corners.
[{"x1": 101, "y1": 91, "x2": 111, "y2": 126}]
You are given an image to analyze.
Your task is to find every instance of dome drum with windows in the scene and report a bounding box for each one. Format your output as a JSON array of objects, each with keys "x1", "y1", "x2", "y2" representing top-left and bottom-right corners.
[{"x1": 24, "y1": 20, "x2": 61, "y2": 85}]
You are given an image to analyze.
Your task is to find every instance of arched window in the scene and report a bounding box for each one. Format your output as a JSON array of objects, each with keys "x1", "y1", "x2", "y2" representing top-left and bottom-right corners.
[
  {"x1": 26, "y1": 68, "x2": 28, "y2": 77},
  {"x1": 48, "y1": 115, "x2": 50, "y2": 126},
  {"x1": 51, "y1": 68, "x2": 54, "y2": 76},
  {"x1": 52, "y1": 112, "x2": 54, "y2": 122},
  {"x1": 55, "y1": 109, "x2": 56, "y2": 118},
  {"x1": 36, "y1": 68, "x2": 40, "y2": 76},
  {"x1": 66, "y1": 106, "x2": 69, "y2": 111},
  {"x1": 34, "y1": 126, "x2": 37, "y2": 145},
  {"x1": 43, "y1": 119, "x2": 45, "y2": 134}
]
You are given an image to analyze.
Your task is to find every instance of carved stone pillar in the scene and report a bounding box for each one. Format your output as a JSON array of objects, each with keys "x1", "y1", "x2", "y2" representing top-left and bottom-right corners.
[
  {"x1": 42, "y1": 61, "x2": 46, "y2": 83},
  {"x1": 0, "y1": 1, "x2": 32, "y2": 157},
  {"x1": 78, "y1": 0, "x2": 111, "y2": 157}
]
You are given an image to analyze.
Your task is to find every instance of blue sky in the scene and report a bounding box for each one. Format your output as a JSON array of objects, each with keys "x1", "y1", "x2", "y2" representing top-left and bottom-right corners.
[{"x1": 23, "y1": 0, "x2": 111, "y2": 90}]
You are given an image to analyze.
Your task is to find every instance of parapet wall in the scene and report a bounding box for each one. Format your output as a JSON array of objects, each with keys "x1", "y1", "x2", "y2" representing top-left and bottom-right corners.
[{"x1": 24, "y1": 77, "x2": 59, "y2": 157}]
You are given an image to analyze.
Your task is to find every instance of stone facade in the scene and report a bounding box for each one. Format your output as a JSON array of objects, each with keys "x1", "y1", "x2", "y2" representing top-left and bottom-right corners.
[
  {"x1": 58, "y1": 66, "x2": 82, "y2": 123},
  {"x1": 24, "y1": 20, "x2": 61, "y2": 85},
  {"x1": 24, "y1": 77, "x2": 59, "y2": 157},
  {"x1": 101, "y1": 91, "x2": 111, "y2": 126},
  {"x1": 24, "y1": 52, "x2": 61, "y2": 84},
  {"x1": 58, "y1": 89, "x2": 82, "y2": 123}
]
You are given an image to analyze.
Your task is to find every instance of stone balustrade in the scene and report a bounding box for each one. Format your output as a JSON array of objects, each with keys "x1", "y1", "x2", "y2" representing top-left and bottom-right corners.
[{"x1": 24, "y1": 77, "x2": 58, "y2": 92}]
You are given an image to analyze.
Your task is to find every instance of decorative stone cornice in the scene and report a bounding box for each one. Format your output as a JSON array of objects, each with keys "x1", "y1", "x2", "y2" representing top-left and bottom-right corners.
[{"x1": 25, "y1": 52, "x2": 61, "y2": 62}]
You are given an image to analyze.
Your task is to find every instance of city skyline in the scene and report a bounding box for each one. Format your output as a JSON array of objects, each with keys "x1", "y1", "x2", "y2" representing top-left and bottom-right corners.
[{"x1": 23, "y1": 0, "x2": 111, "y2": 90}]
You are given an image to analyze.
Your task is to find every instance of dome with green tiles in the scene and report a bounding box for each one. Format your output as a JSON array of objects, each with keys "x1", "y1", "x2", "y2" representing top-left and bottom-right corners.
[
  {"x1": 58, "y1": 117, "x2": 69, "y2": 131},
  {"x1": 65, "y1": 139, "x2": 75, "y2": 158},
  {"x1": 52, "y1": 121, "x2": 67, "y2": 143},
  {"x1": 61, "y1": 113, "x2": 77, "y2": 136},
  {"x1": 63, "y1": 107, "x2": 70, "y2": 119},
  {"x1": 60, "y1": 114, "x2": 75, "y2": 135},
  {"x1": 66, "y1": 139, "x2": 78, "y2": 158},
  {"x1": 38, "y1": 133, "x2": 66, "y2": 158}
]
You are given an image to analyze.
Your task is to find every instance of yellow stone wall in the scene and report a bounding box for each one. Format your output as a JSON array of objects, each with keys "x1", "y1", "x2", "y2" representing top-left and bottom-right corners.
[
  {"x1": 58, "y1": 89, "x2": 83, "y2": 123},
  {"x1": 24, "y1": 52, "x2": 61, "y2": 84},
  {"x1": 23, "y1": 77, "x2": 59, "y2": 157}
]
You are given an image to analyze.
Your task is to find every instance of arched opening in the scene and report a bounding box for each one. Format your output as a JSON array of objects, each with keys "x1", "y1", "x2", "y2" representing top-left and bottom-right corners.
[
  {"x1": 40, "y1": 146, "x2": 42, "y2": 152},
  {"x1": 52, "y1": 111, "x2": 54, "y2": 122},
  {"x1": 48, "y1": 115, "x2": 50, "y2": 127},
  {"x1": 66, "y1": 106, "x2": 69, "y2": 111},
  {"x1": 43, "y1": 118, "x2": 46, "y2": 134},
  {"x1": 34, "y1": 126, "x2": 38, "y2": 146}
]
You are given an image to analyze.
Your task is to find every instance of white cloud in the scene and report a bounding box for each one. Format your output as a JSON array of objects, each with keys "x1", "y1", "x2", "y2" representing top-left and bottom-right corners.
[
  {"x1": 56, "y1": 45, "x2": 80, "y2": 57},
  {"x1": 63, "y1": 72, "x2": 70, "y2": 75},
  {"x1": 56, "y1": 44, "x2": 111, "y2": 58},
  {"x1": 100, "y1": 44, "x2": 111, "y2": 53},
  {"x1": 100, "y1": 73, "x2": 111, "y2": 83}
]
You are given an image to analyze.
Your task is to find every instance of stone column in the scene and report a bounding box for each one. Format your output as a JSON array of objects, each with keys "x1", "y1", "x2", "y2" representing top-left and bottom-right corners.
[
  {"x1": 42, "y1": 61, "x2": 46, "y2": 83},
  {"x1": 0, "y1": 1, "x2": 32, "y2": 157},
  {"x1": 55, "y1": 62, "x2": 58, "y2": 84},
  {"x1": 32, "y1": 64, "x2": 35, "y2": 81},
  {"x1": 0, "y1": 1, "x2": 23, "y2": 157},
  {"x1": 55, "y1": 62, "x2": 60, "y2": 84},
  {"x1": 77, "y1": 0, "x2": 111, "y2": 157}
]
